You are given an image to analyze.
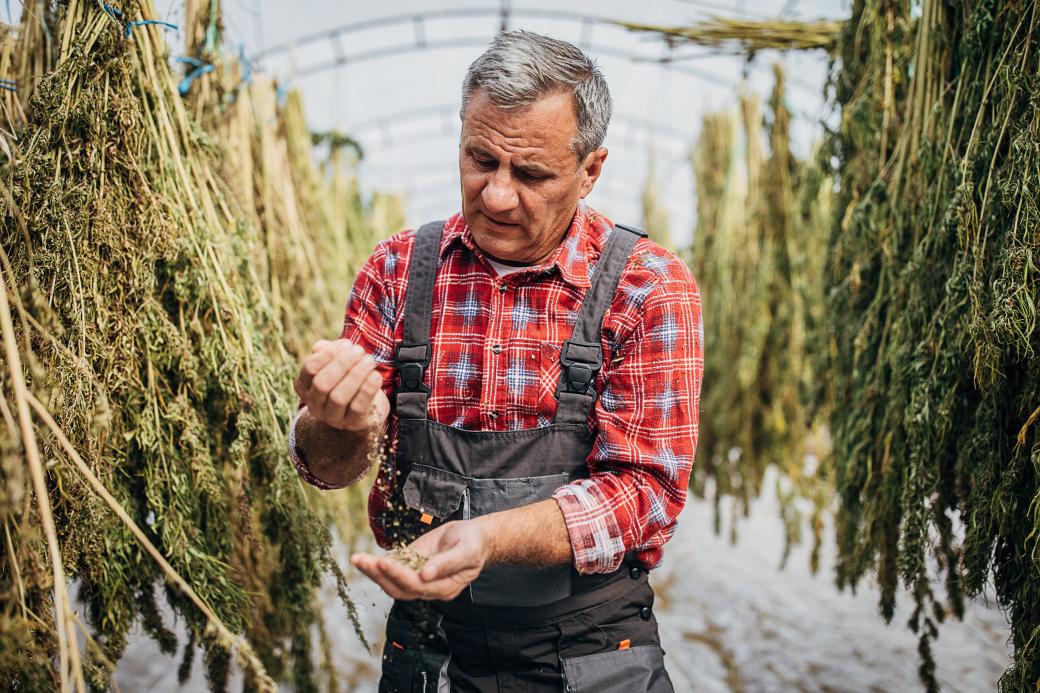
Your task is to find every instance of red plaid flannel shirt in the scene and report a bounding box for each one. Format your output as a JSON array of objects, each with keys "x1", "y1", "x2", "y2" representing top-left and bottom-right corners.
[{"x1": 289, "y1": 205, "x2": 703, "y2": 573}]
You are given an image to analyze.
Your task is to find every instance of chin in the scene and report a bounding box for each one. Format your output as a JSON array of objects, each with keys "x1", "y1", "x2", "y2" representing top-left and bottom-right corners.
[{"x1": 473, "y1": 230, "x2": 510, "y2": 255}]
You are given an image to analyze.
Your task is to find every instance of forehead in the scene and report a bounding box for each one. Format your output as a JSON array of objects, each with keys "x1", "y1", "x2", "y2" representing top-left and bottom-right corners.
[{"x1": 461, "y1": 90, "x2": 577, "y2": 159}]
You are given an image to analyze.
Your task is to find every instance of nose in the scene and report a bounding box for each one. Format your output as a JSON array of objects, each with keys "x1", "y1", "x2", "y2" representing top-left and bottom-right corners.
[{"x1": 481, "y1": 166, "x2": 519, "y2": 215}]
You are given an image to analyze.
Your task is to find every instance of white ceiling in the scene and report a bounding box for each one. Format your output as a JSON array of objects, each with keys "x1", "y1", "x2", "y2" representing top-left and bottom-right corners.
[{"x1": 221, "y1": 0, "x2": 847, "y2": 248}]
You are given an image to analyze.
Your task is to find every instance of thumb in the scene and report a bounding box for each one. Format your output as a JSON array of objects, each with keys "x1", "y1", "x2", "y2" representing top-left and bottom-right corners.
[
  {"x1": 311, "y1": 339, "x2": 332, "y2": 353},
  {"x1": 420, "y1": 539, "x2": 473, "y2": 582}
]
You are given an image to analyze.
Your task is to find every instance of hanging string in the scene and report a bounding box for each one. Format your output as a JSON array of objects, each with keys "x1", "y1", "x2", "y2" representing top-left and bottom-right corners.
[
  {"x1": 175, "y1": 56, "x2": 214, "y2": 96},
  {"x1": 124, "y1": 19, "x2": 179, "y2": 38},
  {"x1": 101, "y1": 4, "x2": 178, "y2": 38}
]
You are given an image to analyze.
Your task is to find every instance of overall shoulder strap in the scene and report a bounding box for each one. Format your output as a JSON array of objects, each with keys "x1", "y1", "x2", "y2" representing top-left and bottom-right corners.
[
  {"x1": 554, "y1": 223, "x2": 646, "y2": 425},
  {"x1": 394, "y1": 220, "x2": 444, "y2": 420}
]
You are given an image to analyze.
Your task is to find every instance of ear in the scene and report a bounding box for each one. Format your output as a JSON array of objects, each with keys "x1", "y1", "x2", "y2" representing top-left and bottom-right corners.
[{"x1": 578, "y1": 147, "x2": 608, "y2": 199}]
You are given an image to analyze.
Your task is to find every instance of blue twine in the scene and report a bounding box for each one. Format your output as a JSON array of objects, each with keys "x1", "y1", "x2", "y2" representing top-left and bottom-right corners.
[
  {"x1": 0, "y1": 78, "x2": 15, "y2": 86},
  {"x1": 0, "y1": 84, "x2": 16, "y2": 92},
  {"x1": 175, "y1": 56, "x2": 205, "y2": 68},
  {"x1": 178, "y1": 63, "x2": 214, "y2": 96},
  {"x1": 103, "y1": 4, "x2": 177, "y2": 38},
  {"x1": 125, "y1": 19, "x2": 179, "y2": 38}
]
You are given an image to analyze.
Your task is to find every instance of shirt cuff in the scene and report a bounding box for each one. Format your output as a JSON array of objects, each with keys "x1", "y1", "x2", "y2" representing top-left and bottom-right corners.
[
  {"x1": 288, "y1": 406, "x2": 354, "y2": 490},
  {"x1": 552, "y1": 479, "x2": 628, "y2": 574}
]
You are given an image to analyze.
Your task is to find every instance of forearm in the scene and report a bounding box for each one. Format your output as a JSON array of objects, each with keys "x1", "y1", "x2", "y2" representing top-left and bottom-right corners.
[
  {"x1": 475, "y1": 498, "x2": 573, "y2": 568},
  {"x1": 293, "y1": 409, "x2": 377, "y2": 488}
]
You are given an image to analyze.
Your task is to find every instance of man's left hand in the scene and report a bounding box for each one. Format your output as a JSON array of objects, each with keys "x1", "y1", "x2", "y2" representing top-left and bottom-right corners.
[
  {"x1": 351, "y1": 519, "x2": 490, "y2": 601},
  {"x1": 351, "y1": 499, "x2": 573, "y2": 601}
]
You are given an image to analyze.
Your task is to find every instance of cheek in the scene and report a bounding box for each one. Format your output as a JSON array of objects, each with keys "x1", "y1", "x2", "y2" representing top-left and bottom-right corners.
[
  {"x1": 518, "y1": 184, "x2": 566, "y2": 220},
  {"x1": 515, "y1": 190, "x2": 540, "y2": 219},
  {"x1": 460, "y1": 169, "x2": 485, "y2": 200}
]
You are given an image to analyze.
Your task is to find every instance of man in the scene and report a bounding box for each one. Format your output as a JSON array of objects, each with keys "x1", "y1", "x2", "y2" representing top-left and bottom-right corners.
[{"x1": 289, "y1": 30, "x2": 702, "y2": 692}]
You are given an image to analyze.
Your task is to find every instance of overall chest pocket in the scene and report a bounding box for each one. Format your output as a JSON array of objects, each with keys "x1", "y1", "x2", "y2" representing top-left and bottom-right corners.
[
  {"x1": 401, "y1": 465, "x2": 575, "y2": 606},
  {"x1": 401, "y1": 464, "x2": 467, "y2": 523}
]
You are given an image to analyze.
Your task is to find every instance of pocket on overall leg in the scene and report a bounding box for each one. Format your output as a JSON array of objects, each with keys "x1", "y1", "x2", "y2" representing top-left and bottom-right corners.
[
  {"x1": 379, "y1": 606, "x2": 450, "y2": 693},
  {"x1": 557, "y1": 582, "x2": 674, "y2": 693},
  {"x1": 561, "y1": 645, "x2": 672, "y2": 693}
]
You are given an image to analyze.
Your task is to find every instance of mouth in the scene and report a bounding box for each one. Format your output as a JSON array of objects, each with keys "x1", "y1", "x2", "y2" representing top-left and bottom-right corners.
[{"x1": 480, "y1": 212, "x2": 521, "y2": 231}]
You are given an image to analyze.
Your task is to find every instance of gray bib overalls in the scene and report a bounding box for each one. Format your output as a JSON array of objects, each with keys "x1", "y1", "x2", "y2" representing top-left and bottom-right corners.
[{"x1": 379, "y1": 220, "x2": 674, "y2": 692}]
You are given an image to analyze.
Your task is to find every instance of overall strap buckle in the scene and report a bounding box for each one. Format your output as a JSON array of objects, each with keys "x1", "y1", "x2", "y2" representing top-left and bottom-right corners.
[
  {"x1": 559, "y1": 339, "x2": 602, "y2": 396},
  {"x1": 395, "y1": 341, "x2": 431, "y2": 393}
]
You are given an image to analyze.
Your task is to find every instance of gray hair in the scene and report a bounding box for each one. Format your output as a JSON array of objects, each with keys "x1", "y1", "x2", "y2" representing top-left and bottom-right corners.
[{"x1": 460, "y1": 30, "x2": 612, "y2": 162}]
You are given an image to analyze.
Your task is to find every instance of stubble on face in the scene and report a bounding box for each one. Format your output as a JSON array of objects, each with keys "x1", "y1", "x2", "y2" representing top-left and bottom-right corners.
[{"x1": 458, "y1": 90, "x2": 589, "y2": 265}]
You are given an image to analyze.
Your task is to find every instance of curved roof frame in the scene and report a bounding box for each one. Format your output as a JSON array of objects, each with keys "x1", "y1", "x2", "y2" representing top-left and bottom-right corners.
[{"x1": 251, "y1": 6, "x2": 820, "y2": 94}]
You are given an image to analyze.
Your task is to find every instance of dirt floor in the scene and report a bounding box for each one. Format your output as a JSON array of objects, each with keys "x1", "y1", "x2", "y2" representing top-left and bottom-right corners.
[{"x1": 116, "y1": 467, "x2": 1011, "y2": 692}]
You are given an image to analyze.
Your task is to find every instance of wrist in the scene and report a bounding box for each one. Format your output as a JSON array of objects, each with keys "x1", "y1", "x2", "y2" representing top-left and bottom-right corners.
[
  {"x1": 295, "y1": 412, "x2": 375, "y2": 487},
  {"x1": 471, "y1": 514, "x2": 500, "y2": 567}
]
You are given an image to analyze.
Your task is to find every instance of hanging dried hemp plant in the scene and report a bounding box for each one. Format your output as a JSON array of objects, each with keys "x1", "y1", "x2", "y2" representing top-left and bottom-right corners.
[
  {"x1": 686, "y1": 66, "x2": 832, "y2": 569},
  {"x1": 0, "y1": 0, "x2": 390, "y2": 689},
  {"x1": 822, "y1": 1, "x2": 1040, "y2": 689},
  {"x1": 626, "y1": 2, "x2": 1040, "y2": 688}
]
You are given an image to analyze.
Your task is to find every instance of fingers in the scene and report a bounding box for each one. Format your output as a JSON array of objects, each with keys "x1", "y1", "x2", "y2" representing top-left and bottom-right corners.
[
  {"x1": 351, "y1": 553, "x2": 411, "y2": 600},
  {"x1": 407, "y1": 574, "x2": 469, "y2": 601},
  {"x1": 419, "y1": 540, "x2": 471, "y2": 582},
  {"x1": 350, "y1": 552, "x2": 469, "y2": 601},
  {"x1": 310, "y1": 342, "x2": 368, "y2": 404},
  {"x1": 323, "y1": 357, "x2": 378, "y2": 422},
  {"x1": 294, "y1": 341, "x2": 340, "y2": 398},
  {"x1": 350, "y1": 553, "x2": 429, "y2": 601},
  {"x1": 297, "y1": 340, "x2": 365, "y2": 408},
  {"x1": 380, "y1": 557, "x2": 432, "y2": 598},
  {"x1": 382, "y1": 555, "x2": 468, "y2": 601},
  {"x1": 343, "y1": 370, "x2": 385, "y2": 430},
  {"x1": 294, "y1": 339, "x2": 389, "y2": 431}
]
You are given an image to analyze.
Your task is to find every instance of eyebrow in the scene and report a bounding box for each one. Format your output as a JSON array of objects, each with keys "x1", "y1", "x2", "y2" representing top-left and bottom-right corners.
[{"x1": 467, "y1": 145, "x2": 554, "y2": 176}]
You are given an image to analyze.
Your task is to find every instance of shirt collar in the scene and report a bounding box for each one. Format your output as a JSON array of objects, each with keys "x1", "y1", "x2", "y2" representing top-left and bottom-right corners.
[{"x1": 439, "y1": 205, "x2": 608, "y2": 290}]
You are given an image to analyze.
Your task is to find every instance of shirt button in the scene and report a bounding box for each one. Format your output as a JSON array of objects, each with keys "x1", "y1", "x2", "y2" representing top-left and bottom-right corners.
[
  {"x1": 639, "y1": 606, "x2": 652, "y2": 621},
  {"x1": 629, "y1": 566, "x2": 642, "y2": 580},
  {"x1": 492, "y1": 344, "x2": 502, "y2": 354},
  {"x1": 498, "y1": 283, "x2": 508, "y2": 293},
  {"x1": 488, "y1": 411, "x2": 498, "y2": 420}
]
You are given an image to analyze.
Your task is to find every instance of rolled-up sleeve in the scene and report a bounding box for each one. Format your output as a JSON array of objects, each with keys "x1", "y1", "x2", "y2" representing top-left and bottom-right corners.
[
  {"x1": 553, "y1": 262, "x2": 703, "y2": 574},
  {"x1": 288, "y1": 405, "x2": 339, "y2": 489}
]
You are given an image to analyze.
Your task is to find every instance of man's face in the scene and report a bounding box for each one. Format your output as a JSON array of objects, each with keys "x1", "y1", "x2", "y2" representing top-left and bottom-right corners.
[{"x1": 459, "y1": 90, "x2": 607, "y2": 265}]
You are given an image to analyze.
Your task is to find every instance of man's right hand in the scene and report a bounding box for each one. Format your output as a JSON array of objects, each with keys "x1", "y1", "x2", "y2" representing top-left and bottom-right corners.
[{"x1": 293, "y1": 339, "x2": 390, "y2": 431}]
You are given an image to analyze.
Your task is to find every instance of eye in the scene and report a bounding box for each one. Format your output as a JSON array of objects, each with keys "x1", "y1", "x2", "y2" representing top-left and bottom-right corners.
[
  {"x1": 517, "y1": 169, "x2": 546, "y2": 182},
  {"x1": 473, "y1": 155, "x2": 495, "y2": 170}
]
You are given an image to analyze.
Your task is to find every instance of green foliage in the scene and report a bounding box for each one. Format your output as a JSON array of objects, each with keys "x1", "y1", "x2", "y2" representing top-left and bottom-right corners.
[
  {"x1": 0, "y1": 0, "x2": 386, "y2": 689},
  {"x1": 686, "y1": 67, "x2": 832, "y2": 562},
  {"x1": 822, "y1": 0, "x2": 1040, "y2": 689}
]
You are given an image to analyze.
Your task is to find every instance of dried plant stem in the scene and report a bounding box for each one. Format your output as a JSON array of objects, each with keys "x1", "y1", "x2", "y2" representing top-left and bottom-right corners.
[
  {"x1": 24, "y1": 389, "x2": 276, "y2": 693},
  {"x1": 0, "y1": 270, "x2": 85, "y2": 692}
]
